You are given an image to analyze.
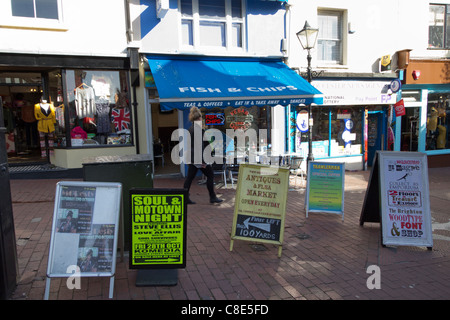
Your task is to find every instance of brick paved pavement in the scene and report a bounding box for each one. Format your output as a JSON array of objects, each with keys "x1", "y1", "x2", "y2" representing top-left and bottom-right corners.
[{"x1": 7, "y1": 167, "x2": 450, "y2": 300}]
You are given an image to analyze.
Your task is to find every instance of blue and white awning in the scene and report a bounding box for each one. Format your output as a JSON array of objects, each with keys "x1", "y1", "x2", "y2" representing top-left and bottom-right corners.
[{"x1": 147, "y1": 56, "x2": 323, "y2": 111}]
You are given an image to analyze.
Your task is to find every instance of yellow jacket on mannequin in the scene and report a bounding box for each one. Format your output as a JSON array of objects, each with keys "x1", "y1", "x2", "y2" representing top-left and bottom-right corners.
[{"x1": 34, "y1": 101, "x2": 56, "y2": 133}]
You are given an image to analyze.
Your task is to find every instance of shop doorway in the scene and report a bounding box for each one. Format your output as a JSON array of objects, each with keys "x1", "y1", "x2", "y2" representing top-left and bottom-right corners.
[
  {"x1": 400, "y1": 107, "x2": 420, "y2": 152},
  {"x1": 150, "y1": 103, "x2": 179, "y2": 175},
  {"x1": 1, "y1": 73, "x2": 43, "y2": 163},
  {"x1": 367, "y1": 110, "x2": 388, "y2": 167}
]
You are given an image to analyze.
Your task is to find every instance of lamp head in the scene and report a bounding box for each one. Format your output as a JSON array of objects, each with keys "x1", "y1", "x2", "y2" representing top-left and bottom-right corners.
[{"x1": 296, "y1": 21, "x2": 319, "y2": 50}]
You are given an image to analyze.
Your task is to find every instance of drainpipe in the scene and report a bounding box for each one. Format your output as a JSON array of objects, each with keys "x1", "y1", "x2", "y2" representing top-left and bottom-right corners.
[
  {"x1": 282, "y1": 2, "x2": 292, "y2": 65},
  {"x1": 125, "y1": 0, "x2": 140, "y2": 154}
]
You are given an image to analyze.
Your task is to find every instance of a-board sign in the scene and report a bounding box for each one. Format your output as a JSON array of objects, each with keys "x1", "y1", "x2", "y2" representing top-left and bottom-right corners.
[
  {"x1": 306, "y1": 161, "x2": 345, "y2": 221},
  {"x1": 129, "y1": 188, "x2": 187, "y2": 269},
  {"x1": 45, "y1": 181, "x2": 122, "y2": 299},
  {"x1": 230, "y1": 164, "x2": 289, "y2": 257},
  {"x1": 361, "y1": 151, "x2": 433, "y2": 249}
]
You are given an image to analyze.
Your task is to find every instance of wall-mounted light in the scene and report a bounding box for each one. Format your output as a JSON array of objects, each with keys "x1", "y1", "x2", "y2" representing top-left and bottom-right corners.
[{"x1": 348, "y1": 22, "x2": 356, "y2": 34}]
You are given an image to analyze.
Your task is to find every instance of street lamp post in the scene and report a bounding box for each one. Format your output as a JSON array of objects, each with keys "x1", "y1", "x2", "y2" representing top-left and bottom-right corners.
[{"x1": 296, "y1": 21, "x2": 319, "y2": 165}]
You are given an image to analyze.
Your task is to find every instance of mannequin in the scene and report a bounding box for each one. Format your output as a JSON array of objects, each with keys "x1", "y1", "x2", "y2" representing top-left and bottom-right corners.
[{"x1": 34, "y1": 98, "x2": 56, "y2": 159}]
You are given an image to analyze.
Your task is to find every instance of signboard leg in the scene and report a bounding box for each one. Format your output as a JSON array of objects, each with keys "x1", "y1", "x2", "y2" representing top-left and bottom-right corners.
[
  {"x1": 229, "y1": 239, "x2": 234, "y2": 252},
  {"x1": 44, "y1": 277, "x2": 50, "y2": 300},
  {"x1": 109, "y1": 276, "x2": 114, "y2": 299}
]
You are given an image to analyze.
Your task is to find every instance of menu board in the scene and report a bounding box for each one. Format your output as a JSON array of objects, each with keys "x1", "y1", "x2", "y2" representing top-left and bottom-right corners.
[
  {"x1": 129, "y1": 188, "x2": 187, "y2": 269},
  {"x1": 230, "y1": 164, "x2": 289, "y2": 257},
  {"x1": 378, "y1": 152, "x2": 433, "y2": 248},
  {"x1": 306, "y1": 161, "x2": 345, "y2": 221}
]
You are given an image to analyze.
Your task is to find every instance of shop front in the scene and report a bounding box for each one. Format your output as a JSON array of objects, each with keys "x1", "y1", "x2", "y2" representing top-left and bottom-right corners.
[
  {"x1": 144, "y1": 55, "x2": 323, "y2": 176},
  {"x1": 0, "y1": 53, "x2": 135, "y2": 169},
  {"x1": 290, "y1": 77, "x2": 399, "y2": 170},
  {"x1": 399, "y1": 59, "x2": 450, "y2": 168}
]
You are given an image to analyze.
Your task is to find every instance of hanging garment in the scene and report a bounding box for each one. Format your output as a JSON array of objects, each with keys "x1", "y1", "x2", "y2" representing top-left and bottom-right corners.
[
  {"x1": 34, "y1": 103, "x2": 56, "y2": 133},
  {"x1": 96, "y1": 100, "x2": 111, "y2": 134},
  {"x1": 111, "y1": 107, "x2": 130, "y2": 132},
  {"x1": 55, "y1": 106, "x2": 65, "y2": 129},
  {"x1": 75, "y1": 86, "x2": 96, "y2": 118}
]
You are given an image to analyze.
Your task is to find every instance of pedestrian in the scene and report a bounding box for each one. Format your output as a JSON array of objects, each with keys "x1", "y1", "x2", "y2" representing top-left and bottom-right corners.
[{"x1": 183, "y1": 106, "x2": 223, "y2": 205}]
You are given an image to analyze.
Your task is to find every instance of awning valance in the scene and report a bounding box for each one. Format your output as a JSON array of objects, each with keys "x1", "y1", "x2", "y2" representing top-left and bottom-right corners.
[{"x1": 147, "y1": 56, "x2": 323, "y2": 111}]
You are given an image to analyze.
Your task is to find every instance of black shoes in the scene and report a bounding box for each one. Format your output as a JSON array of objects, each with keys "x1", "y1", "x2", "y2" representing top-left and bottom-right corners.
[{"x1": 210, "y1": 197, "x2": 223, "y2": 204}]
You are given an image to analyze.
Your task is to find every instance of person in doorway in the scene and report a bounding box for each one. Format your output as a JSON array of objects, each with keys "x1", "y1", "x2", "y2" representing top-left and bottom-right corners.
[{"x1": 183, "y1": 106, "x2": 223, "y2": 205}]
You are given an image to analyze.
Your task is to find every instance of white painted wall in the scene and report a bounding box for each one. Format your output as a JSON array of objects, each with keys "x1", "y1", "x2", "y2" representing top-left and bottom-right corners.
[
  {"x1": 286, "y1": 0, "x2": 450, "y2": 74},
  {"x1": 0, "y1": 0, "x2": 128, "y2": 57}
]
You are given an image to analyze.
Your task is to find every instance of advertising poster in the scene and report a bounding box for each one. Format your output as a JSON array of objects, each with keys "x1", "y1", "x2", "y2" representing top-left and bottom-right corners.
[
  {"x1": 378, "y1": 152, "x2": 432, "y2": 248},
  {"x1": 47, "y1": 182, "x2": 122, "y2": 277},
  {"x1": 306, "y1": 161, "x2": 345, "y2": 220},
  {"x1": 129, "y1": 189, "x2": 187, "y2": 269},
  {"x1": 230, "y1": 164, "x2": 289, "y2": 257}
]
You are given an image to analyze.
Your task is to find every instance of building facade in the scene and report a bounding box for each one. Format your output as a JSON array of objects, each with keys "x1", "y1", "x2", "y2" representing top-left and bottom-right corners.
[
  {"x1": 130, "y1": 0, "x2": 321, "y2": 176},
  {"x1": 285, "y1": 0, "x2": 450, "y2": 170},
  {"x1": 0, "y1": 0, "x2": 136, "y2": 169},
  {"x1": 2, "y1": 0, "x2": 448, "y2": 173}
]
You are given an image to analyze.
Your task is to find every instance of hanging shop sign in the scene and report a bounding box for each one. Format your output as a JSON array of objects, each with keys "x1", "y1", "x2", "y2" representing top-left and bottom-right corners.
[
  {"x1": 45, "y1": 181, "x2": 122, "y2": 300},
  {"x1": 390, "y1": 79, "x2": 402, "y2": 93},
  {"x1": 360, "y1": 151, "x2": 433, "y2": 249},
  {"x1": 394, "y1": 99, "x2": 406, "y2": 117},
  {"x1": 305, "y1": 161, "x2": 345, "y2": 221},
  {"x1": 230, "y1": 164, "x2": 289, "y2": 257},
  {"x1": 380, "y1": 54, "x2": 392, "y2": 72},
  {"x1": 129, "y1": 188, "x2": 187, "y2": 269},
  {"x1": 296, "y1": 110, "x2": 309, "y2": 132}
]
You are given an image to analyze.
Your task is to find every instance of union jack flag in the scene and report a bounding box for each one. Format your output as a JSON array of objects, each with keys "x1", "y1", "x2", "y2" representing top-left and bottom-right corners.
[{"x1": 111, "y1": 108, "x2": 130, "y2": 131}]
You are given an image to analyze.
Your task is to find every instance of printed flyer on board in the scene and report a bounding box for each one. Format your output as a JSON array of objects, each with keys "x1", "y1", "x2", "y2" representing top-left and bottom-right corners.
[
  {"x1": 382, "y1": 157, "x2": 431, "y2": 245},
  {"x1": 307, "y1": 162, "x2": 344, "y2": 214},
  {"x1": 56, "y1": 185, "x2": 115, "y2": 274},
  {"x1": 130, "y1": 192, "x2": 186, "y2": 268}
]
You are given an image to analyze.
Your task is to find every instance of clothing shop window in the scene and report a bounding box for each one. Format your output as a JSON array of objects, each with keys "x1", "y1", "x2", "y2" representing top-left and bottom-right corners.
[
  {"x1": 317, "y1": 10, "x2": 344, "y2": 64},
  {"x1": 428, "y1": 4, "x2": 450, "y2": 49},
  {"x1": 426, "y1": 92, "x2": 449, "y2": 150},
  {"x1": 179, "y1": 0, "x2": 244, "y2": 50},
  {"x1": 63, "y1": 70, "x2": 132, "y2": 147}
]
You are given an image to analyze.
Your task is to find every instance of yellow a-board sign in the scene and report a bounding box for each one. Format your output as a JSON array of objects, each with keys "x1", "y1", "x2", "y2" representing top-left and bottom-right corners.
[
  {"x1": 129, "y1": 188, "x2": 187, "y2": 269},
  {"x1": 230, "y1": 164, "x2": 289, "y2": 257}
]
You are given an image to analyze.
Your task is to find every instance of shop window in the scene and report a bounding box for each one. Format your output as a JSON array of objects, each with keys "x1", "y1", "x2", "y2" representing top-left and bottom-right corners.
[
  {"x1": 299, "y1": 106, "x2": 362, "y2": 158},
  {"x1": 62, "y1": 70, "x2": 132, "y2": 147},
  {"x1": 428, "y1": 4, "x2": 450, "y2": 49},
  {"x1": 330, "y1": 107, "x2": 362, "y2": 156},
  {"x1": 426, "y1": 92, "x2": 449, "y2": 150},
  {"x1": 197, "y1": 106, "x2": 268, "y2": 158},
  {"x1": 179, "y1": 0, "x2": 244, "y2": 50}
]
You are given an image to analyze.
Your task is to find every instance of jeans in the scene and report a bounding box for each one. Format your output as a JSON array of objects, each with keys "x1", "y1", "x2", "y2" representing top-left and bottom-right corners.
[{"x1": 183, "y1": 164, "x2": 216, "y2": 199}]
